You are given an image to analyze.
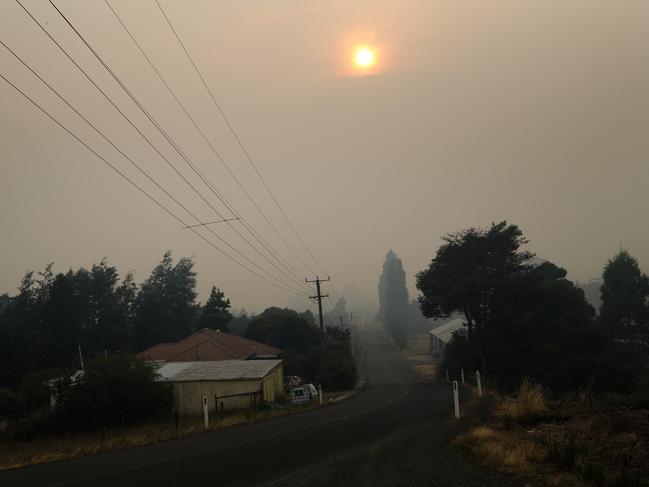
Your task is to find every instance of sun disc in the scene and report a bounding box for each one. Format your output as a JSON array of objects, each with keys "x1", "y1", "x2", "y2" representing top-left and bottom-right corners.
[{"x1": 354, "y1": 46, "x2": 375, "y2": 68}]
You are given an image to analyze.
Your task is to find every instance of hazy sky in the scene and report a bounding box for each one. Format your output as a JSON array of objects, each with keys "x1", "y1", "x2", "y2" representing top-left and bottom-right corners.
[{"x1": 1, "y1": 0, "x2": 648, "y2": 315}]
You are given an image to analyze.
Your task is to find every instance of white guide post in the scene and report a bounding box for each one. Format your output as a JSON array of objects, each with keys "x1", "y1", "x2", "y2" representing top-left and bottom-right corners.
[
  {"x1": 461, "y1": 369, "x2": 465, "y2": 384},
  {"x1": 476, "y1": 370, "x2": 483, "y2": 397},
  {"x1": 453, "y1": 380, "x2": 460, "y2": 419},
  {"x1": 202, "y1": 395, "x2": 209, "y2": 430}
]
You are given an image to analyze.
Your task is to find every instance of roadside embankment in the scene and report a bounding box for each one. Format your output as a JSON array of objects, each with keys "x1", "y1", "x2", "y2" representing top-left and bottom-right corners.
[
  {"x1": 0, "y1": 404, "x2": 315, "y2": 471},
  {"x1": 452, "y1": 379, "x2": 649, "y2": 487}
]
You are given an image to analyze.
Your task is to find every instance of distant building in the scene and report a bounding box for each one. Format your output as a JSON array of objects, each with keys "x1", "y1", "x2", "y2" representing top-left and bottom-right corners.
[
  {"x1": 429, "y1": 318, "x2": 465, "y2": 357},
  {"x1": 156, "y1": 359, "x2": 284, "y2": 416},
  {"x1": 138, "y1": 330, "x2": 284, "y2": 415},
  {"x1": 137, "y1": 328, "x2": 281, "y2": 362}
]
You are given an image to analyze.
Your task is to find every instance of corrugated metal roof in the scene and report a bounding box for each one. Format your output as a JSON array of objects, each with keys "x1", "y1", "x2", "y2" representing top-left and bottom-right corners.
[
  {"x1": 429, "y1": 318, "x2": 465, "y2": 344},
  {"x1": 156, "y1": 362, "x2": 193, "y2": 381},
  {"x1": 155, "y1": 359, "x2": 281, "y2": 382}
]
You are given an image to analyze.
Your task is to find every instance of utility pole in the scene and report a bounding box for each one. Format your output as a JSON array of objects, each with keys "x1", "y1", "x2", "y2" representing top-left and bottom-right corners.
[
  {"x1": 306, "y1": 276, "x2": 330, "y2": 405},
  {"x1": 305, "y1": 276, "x2": 330, "y2": 338}
]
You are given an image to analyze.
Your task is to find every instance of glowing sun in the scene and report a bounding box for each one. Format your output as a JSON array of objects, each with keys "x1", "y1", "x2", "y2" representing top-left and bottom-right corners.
[{"x1": 354, "y1": 46, "x2": 375, "y2": 69}]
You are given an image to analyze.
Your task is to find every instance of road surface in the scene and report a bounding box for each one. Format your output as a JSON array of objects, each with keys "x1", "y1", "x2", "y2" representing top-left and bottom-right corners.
[{"x1": 1, "y1": 327, "x2": 518, "y2": 486}]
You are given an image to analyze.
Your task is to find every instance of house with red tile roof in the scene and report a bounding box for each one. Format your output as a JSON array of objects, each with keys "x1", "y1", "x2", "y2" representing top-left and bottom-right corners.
[{"x1": 136, "y1": 329, "x2": 281, "y2": 363}]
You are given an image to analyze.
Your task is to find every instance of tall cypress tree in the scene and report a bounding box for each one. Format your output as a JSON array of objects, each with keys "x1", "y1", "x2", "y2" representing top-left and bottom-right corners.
[{"x1": 377, "y1": 250, "x2": 411, "y2": 347}]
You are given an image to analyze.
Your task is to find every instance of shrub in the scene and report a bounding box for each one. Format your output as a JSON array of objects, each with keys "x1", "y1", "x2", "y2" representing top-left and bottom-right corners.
[
  {"x1": 54, "y1": 354, "x2": 172, "y2": 430},
  {"x1": 5, "y1": 411, "x2": 61, "y2": 442},
  {"x1": 0, "y1": 387, "x2": 24, "y2": 419}
]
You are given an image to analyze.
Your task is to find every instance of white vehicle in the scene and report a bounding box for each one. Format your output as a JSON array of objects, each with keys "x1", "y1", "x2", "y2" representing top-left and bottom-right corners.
[{"x1": 288, "y1": 383, "x2": 318, "y2": 405}]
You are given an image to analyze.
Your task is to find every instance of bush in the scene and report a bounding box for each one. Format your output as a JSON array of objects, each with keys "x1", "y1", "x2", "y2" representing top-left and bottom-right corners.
[
  {"x1": 5, "y1": 410, "x2": 61, "y2": 441},
  {"x1": 19, "y1": 368, "x2": 62, "y2": 413},
  {"x1": 0, "y1": 387, "x2": 24, "y2": 419},
  {"x1": 55, "y1": 354, "x2": 172, "y2": 430}
]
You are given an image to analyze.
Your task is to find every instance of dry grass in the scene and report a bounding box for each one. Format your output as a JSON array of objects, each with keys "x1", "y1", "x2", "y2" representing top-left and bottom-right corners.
[
  {"x1": 454, "y1": 380, "x2": 649, "y2": 486},
  {"x1": 497, "y1": 377, "x2": 548, "y2": 425},
  {"x1": 0, "y1": 405, "x2": 313, "y2": 471},
  {"x1": 455, "y1": 425, "x2": 547, "y2": 476},
  {"x1": 453, "y1": 379, "x2": 589, "y2": 487}
]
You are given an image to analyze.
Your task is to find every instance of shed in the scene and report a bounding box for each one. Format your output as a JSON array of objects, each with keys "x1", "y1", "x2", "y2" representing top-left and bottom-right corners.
[
  {"x1": 156, "y1": 359, "x2": 284, "y2": 416},
  {"x1": 429, "y1": 318, "x2": 465, "y2": 357}
]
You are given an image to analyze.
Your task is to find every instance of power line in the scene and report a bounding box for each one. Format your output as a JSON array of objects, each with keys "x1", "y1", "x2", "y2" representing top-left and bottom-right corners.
[
  {"x1": 28, "y1": 0, "x2": 309, "y2": 294},
  {"x1": 103, "y1": 0, "x2": 307, "y2": 287},
  {"x1": 11, "y1": 1, "x2": 309, "y2": 296},
  {"x1": 47, "y1": 0, "x2": 310, "y2": 294},
  {"x1": 181, "y1": 218, "x2": 240, "y2": 230},
  {"x1": 155, "y1": 0, "x2": 328, "y2": 277},
  {"x1": 0, "y1": 70, "x2": 305, "y2": 296}
]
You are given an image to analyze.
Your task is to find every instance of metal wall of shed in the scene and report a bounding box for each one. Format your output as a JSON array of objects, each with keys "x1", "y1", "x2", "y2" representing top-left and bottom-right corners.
[
  {"x1": 172, "y1": 364, "x2": 285, "y2": 416},
  {"x1": 173, "y1": 379, "x2": 261, "y2": 416},
  {"x1": 261, "y1": 363, "x2": 284, "y2": 402}
]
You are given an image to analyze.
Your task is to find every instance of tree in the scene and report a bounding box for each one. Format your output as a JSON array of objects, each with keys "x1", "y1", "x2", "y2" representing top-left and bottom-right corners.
[
  {"x1": 377, "y1": 250, "x2": 411, "y2": 348},
  {"x1": 194, "y1": 287, "x2": 232, "y2": 332},
  {"x1": 76, "y1": 260, "x2": 134, "y2": 354},
  {"x1": 133, "y1": 252, "x2": 198, "y2": 351},
  {"x1": 40, "y1": 272, "x2": 82, "y2": 371},
  {"x1": 600, "y1": 250, "x2": 649, "y2": 345},
  {"x1": 321, "y1": 326, "x2": 356, "y2": 390},
  {"x1": 245, "y1": 307, "x2": 324, "y2": 384},
  {"x1": 245, "y1": 307, "x2": 320, "y2": 353},
  {"x1": 0, "y1": 264, "x2": 59, "y2": 387},
  {"x1": 229, "y1": 308, "x2": 252, "y2": 336},
  {"x1": 416, "y1": 221, "x2": 533, "y2": 375},
  {"x1": 324, "y1": 297, "x2": 348, "y2": 327},
  {"x1": 484, "y1": 262, "x2": 604, "y2": 391}
]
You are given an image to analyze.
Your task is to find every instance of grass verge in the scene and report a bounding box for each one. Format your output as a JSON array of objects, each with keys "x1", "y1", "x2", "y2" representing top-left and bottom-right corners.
[
  {"x1": 0, "y1": 404, "x2": 314, "y2": 471},
  {"x1": 452, "y1": 380, "x2": 649, "y2": 487}
]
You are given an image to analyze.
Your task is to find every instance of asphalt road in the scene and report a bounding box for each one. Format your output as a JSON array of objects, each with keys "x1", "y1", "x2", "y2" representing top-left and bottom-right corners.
[{"x1": 1, "y1": 327, "x2": 519, "y2": 487}]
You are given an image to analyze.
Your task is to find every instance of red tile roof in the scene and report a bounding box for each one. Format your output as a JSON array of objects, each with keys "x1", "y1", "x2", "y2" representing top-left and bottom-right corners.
[{"x1": 137, "y1": 329, "x2": 281, "y2": 362}]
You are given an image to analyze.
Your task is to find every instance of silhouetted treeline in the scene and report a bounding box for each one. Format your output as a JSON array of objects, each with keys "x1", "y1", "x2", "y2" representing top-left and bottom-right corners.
[
  {"x1": 0, "y1": 251, "x2": 232, "y2": 390},
  {"x1": 417, "y1": 221, "x2": 649, "y2": 393},
  {"x1": 245, "y1": 307, "x2": 356, "y2": 390}
]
